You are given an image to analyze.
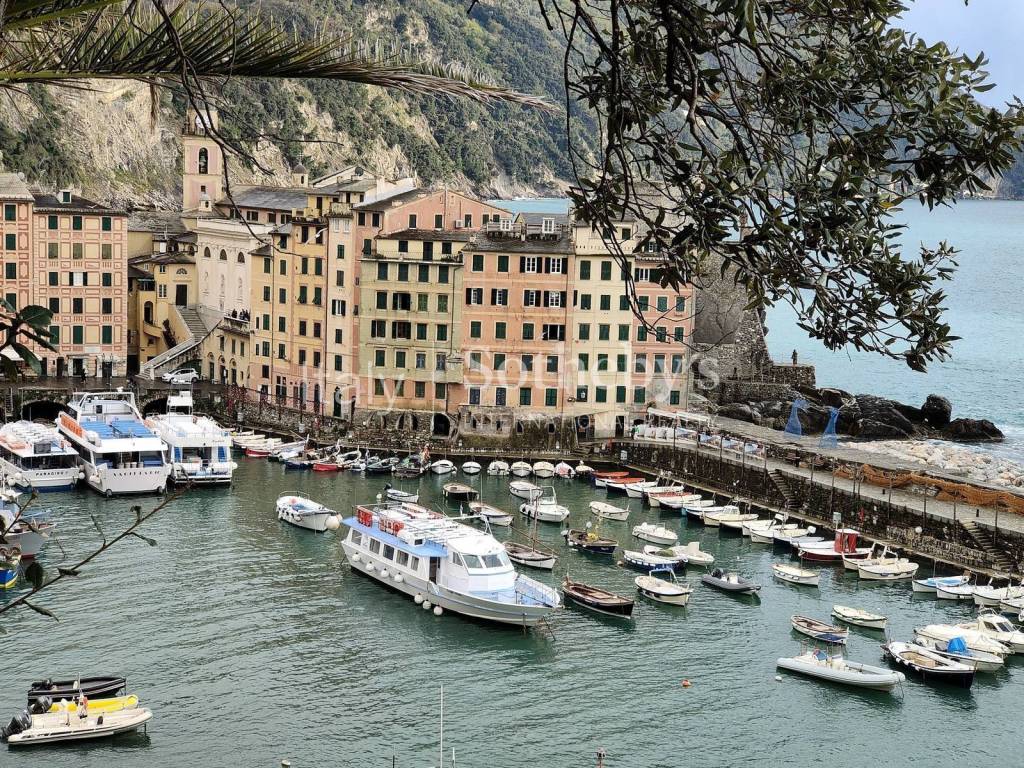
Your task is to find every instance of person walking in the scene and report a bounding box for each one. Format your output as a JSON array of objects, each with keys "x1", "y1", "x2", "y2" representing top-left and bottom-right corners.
[{"x1": 791, "y1": 349, "x2": 798, "y2": 366}]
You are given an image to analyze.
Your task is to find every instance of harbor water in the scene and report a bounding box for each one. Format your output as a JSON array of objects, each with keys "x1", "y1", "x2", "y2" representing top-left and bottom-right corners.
[{"x1": 2, "y1": 459, "x2": 1022, "y2": 766}]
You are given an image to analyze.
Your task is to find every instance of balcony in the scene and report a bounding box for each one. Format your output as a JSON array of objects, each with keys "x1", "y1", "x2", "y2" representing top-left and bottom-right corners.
[{"x1": 221, "y1": 310, "x2": 251, "y2": 334}]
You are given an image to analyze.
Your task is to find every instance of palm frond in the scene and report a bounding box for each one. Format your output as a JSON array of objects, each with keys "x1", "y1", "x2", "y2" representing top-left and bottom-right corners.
[
  {"x1": 1, "y1": 2, "x2": 552, "y2": 110},
  {"x1": 1, "y1": 0, "x2": 123, "y2": 31}
]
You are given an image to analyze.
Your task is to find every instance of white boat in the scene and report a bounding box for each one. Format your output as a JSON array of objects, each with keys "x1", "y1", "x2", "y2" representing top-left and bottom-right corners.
[
  {"x1": 745, "y1": 518, "x2": 801, "y2": 544},
  {"x1": 624, "y1": 480, "x2": 662, "y2": 499},
  {"x1": 430, "y1": 459, "x2": 455, "y2": 475},
  {"x1": 520, "y1": 485, "x2": 570, "y2": 523},
  {"x1": 958, "y1": 610, "x2": 1024, "y2": 653},
  {"x1": 998, "y1": 594, "x2": 1024, "y2": 614},
  {"x1": 631, "y1": 523, "x2": 678, "y2": 546},
  {"x1": 881, "y1": 642, "x2": 975, "y2": 688},
  {"x1": 701, "y1": 505, "x2": 748, "y2": 527},
  {"x1": 385, "y1": 486, "x2": 419, "y2": 503},
  {"x1": 467, "y1": 501, "x2": 513, "y2": 527},
  {"x1": 973, "y1": 582, "x2": 1024, "y2": 608},
  {"x1": 589, "y1": 501, "x2": 630, "y2": 521},
  {"x1": 913, "y1": 635, "x2": 1005, "y2": 672},
  {"x1": 772, "y1": 525, "x2": 816, "y2": 547},
  {"x1": 276, "y1": 495, "x2": 341, "y2": 532},
  {"x1": 640, "y1": 545, "x2": 689, "y2": 569},
  {"x1": 532, "y1": 461, "x2": 555, "y2": 478},
  {"x1": 711, "y1": 510, "x2": 760, "y2": 531},
  {"x1": 831, "y1": 604, "x2": 887, "y2": 630},
  {"x1": 773, "y1": 563, "x2": 820, "y2": 586},
  {"x1": 487, "y1": 460, "x2": 510, "y2": 476},
  {"x1": 635, "y1": 572, "x2": 692, "y2": 605},
  {"x1": 461, "y1": 461, "x2": 482, "y2": 475},
  {"x1": 777, "y1": 650, "x2": 905, "y2": 691},
  {"x1": 622, "y1": 548, "x2": 682, "y2": 571},
  {"x1": 798, "y1": 529, "x2": 873, "y2": 562},
  {"x1": 660, "y1": 541, "x2": 715, "y2": 567},
  {"x1": 0, "y1": 496, "x2": 55, "y2": 559},
  {"x1": 341, "y1": 502, "x2": 561, "y2": 626},
  {"x1": 509, "y1": 480, "x2": 542, "y2": 501},
  {"x1": 841, "y1": 544, "x2": 891, "y2": 571},
  {"x1": 146, "y1": 391, "x2": 236, "y2": 485},
  {"x1": 912, "y1": 574, "x2": 971, "y2": 594},
  {"x1": 914, "y1": 623, "x2": 1010, "y2": 657},
  {"x1": 857, "y1": 558, "x2": 919, "y2": 581},
  {"x1": 661, "y1": 496, "x2": 713, "y2": 512},
  {"x1": 553, "y1": 461, "x2": 575, "y2": 478},
  {"x1": 0, "y1": 421, "x2": 81, "y2": 491},
  {"x1": 574, "y1": 463, "x2": 593, "y2": 476},
  {"x1": 647, "y1": 491, "x2": 701, "y2": 510},
  {"x1": 504, "y1": 543, "x2": 557, "y2": 570},
  {"x1": 2, "y1": 706, "x2": 153, "y2": 746},
  {"x1": 936, "y1": 581, "x2": 976, "y2": 601},
  {"x1": 56, "y1": 391, "x2": 171, "y2": 496},
  {"x1": 510, "y1": 461, "x2": 533, "y2": 477}
]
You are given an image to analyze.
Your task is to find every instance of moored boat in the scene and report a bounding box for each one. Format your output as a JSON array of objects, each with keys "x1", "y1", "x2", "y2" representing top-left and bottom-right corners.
[
  {"x1": 365, "y1": 456, "x2": 400, "y2": 475},
  {"x1": 0, "y1": 421, "x2": 81, "y2": 491},
  {"x1": 562, "y1": 527, "x2": 618, "y2": 555},
  {"x1": 486, "y1": 460, "x2": 510, "y2": 476},
  {"x1": 791, "y1": 615, "x2": 848, "y2": 644},
  {"x1": 857, "y1": 557, "x2": 919, "y2": 581},
  {"x1": 776, "y1": 650, "x2": 905, "y2": 691},
  {"x1": 504, "y1": 541, "x2": 557, "y2": 570},
  {"x1": 574, "y1": 463, "x2": 593, "y2": 476},
  {"x1": 385, "y1": 485, "x2": 420, "y2": 504},
  {"x1": 1, "y1": 495, "x2": 55, "y2": 559},
  {"x1": 635, "y1": 570, "x2": 692, "y2": 605},
  {"x1": 936, "y1": 581, "x2": 976, "y2": 601},
  {"x1": 2, "y1": 706, "x2": 152, "y2": 746},
  {"x1": 604, "y1": 476, "x2": 648, "y2": 494},
  {"x1": 831, "y1": 605, "x2": 887, "y2": 630},
  {"x1": 442, "y1": 483, "x2": 478, "y2": 502},
  {"x1": 773, "y1": 563, "x2": 820, "y2": 587},
  {"x1": 973, "y1": 581, "x2": 1024, "y2": 608},
  {"x1": 590, "y1": 501, "x2": 630, "y2": 521},
  {"x1": 592, "y1": 470, "x2": 628, "y2": 488},
  {"x1": 509, "y1": 480, "x2": 542, "y2": 501},
  {"x1": 276, "y1": 495, "x2": 341, "y2": 532},
  {"x1": 520, "y1": 485, "x2": 570, "y2": 523},
  {"x1": 430, "y1": 459, "x2": 455, "y2": 475},
  {"x1": 912, "y1": 635, "x2": 1005, "y2": 672},
  {"x1": 147, "y1": 392, "x2": 236, "y2": 485},
  {"x1": 797, "y1": 529, "x2": 872, "y2": 563},
  {"x1": 562, "y1": 577, "x2": 634, "y2": 619},
  {"x1": 467, "y1": 501, "x2": 513, "y2": 527},
  {"x1": 510, "y1": 461, "x2": 533, "y2": 477},
  {"x1": 958, "y1": 609, "x2": 1024, "y2": 653},
  {"x1": 622, "y1": 548, "x2": 681, "y2": 572},
  {"x1": 532, "y1": 461, "x2": 555, "y2": 478},
  {"x1": 0, "y1": 547, "x2": 20, "y2": 589},
  {"x1": 659, "y1": 541, "x2": 714, "y2": 567},
  {"x1": 912, "y1": 574, "x2": 971, "y2": 594},
  {"x1": 27, "y1": 676, "x2": 126, "y2": 704},
  {"x1": 631, "y1": 522, "x2": 678, "y2": 546},
  {"x1": 914, "y1": 623, "x2": 1010, "y2": 657},
  {"x1": 553, "y1": 461, "x2": 575, "y2": 478},
  {"x1": 701, "y1": 568, "x2": 760, "y2": 594},
  {"x1": 882, "y1": 642, "x2": 974, "y2": 688},
  {"x1": 461, "y1": 461, "x2": 482, "y2": 475}
]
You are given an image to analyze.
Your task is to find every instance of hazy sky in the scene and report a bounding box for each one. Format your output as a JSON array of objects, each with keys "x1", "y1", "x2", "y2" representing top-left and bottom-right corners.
[{"x1": 898, "y1": 0, "x2": 1023, "y2": 105}]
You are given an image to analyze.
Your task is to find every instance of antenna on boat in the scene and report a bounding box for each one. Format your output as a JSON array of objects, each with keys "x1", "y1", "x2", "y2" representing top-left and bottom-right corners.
[{"x1": 439, "y1": 684, "x2": 444, "y2": 768}]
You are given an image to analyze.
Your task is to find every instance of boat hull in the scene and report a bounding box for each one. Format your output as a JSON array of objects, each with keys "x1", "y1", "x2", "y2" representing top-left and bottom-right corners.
[
  {"x1": 776, "y1": 657, "x2": 904, "y2": 691},
  {"x1": 6, "y1": 709, "x2": 152, "y2": 746},
  {"x1": 81, "y1": 462, "x2": 169, "y2": 496},
  {"x1": 883, "y1": 643, "x2": 974, "y2": 688},
  {"x1": 563, "y1": 592, "x2": 634, "y2": 619}
]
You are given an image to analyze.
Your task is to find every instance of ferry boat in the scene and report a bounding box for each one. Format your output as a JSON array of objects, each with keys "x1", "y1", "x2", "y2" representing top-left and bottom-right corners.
[
  {"x1": 341, "y1": 502, "x2": 561, "y2": 627},
  {"x1": 146, "y1": 392, "x2": 236, "y2": 485},
  {"x1": 56, "y1": 391, "x2": 171, "y2": 496},
  {"x1": 0, "y1": 421, "x2": 81, "y2": 491}
]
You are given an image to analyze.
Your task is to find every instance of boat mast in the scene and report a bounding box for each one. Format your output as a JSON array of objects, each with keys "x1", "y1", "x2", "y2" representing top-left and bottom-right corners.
[{"x1": 439, "y1": 684, "x2": 443, "y2": 768}]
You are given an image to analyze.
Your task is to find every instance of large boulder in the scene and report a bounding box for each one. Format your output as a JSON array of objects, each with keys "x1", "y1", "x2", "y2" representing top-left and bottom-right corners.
[
  {"x1": 943, "y1": 418, "x2": 1004, "y2": 442},
  {"x1": 921, "y1": 394, "x2": 953, "y2": 428},
  {"x1": 853, "y1": 394, "x2": 918, "y2": 437},
  {"x1": 717, "y1": 403, "x2": 762, "y2": 425},
  {"x1": 893, "y1": 402, "x2": 925, "y2": 424},
  {"x1": 853, "y1": 418, "x2": 916, "y2": 439}
]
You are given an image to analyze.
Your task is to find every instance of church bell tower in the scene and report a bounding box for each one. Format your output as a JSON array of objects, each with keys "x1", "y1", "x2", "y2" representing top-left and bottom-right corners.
[{"x1": 182, "y1": 105, "x2": 224, "y2": 211}]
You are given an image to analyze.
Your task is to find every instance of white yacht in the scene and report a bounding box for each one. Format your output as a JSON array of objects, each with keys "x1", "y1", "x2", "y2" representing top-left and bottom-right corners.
[
  {"x1": 57, "y1": 391, "x2": 171, "y2": 496},
  {"x1": 341, "y1": 502, "x2": 561, "y2": 627},
  {"x1": 0, "y1": 421, "x2": 81, "y2": 491},
  {"x1": 146, "y1": 392, "x2": 236, "y2": 485}
]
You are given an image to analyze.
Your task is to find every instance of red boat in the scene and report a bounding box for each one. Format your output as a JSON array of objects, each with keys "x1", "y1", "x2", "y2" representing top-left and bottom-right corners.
[
  {"x1": 245, "y1": 447, "x2": 271, "y2": 458},
  {"x1": 798, "y1": 529, "x2": 873, "y2": 562},
  {"x1": 312, "y1": 461, "x2": 340, "y2": 472},
  {"x1": 592, "y1": 471, "x2": 629, "y2": 488}
]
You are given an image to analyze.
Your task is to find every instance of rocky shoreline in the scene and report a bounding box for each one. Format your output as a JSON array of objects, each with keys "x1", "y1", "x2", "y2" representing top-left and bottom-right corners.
[{"x1": 715, "y1": 386, "x2": 1005, "y2": 443}]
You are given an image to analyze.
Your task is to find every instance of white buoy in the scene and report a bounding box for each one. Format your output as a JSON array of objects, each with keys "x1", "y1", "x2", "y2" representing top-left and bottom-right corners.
[
  {"x1": 325, "y1": 515, "x2": 341, "y2": 531},
  {"x1": 366, "y1": 563, "x2": 375, "y2": 572},
  {"x1": 414, "y1": 594, "x2": 424, "y2": 604},
  {"x1": 433, "y1": 605, "x2": 443, "y2": 616},
  {"x1": 394, "y1": 574, "x2": 404, "y2": 583},
  {"x1": 351, "y1": 553, "x2": 361, "y2": 563},
  {"x1": 376, "y1": 493, "x2": 382, "y2": 502},
  {"x1": 775, "y1": 675, "x2": 783, "y2": 682},
  {"x1": 380, "y1": 569, "x2": 390, "y2": 579},
  {"x1": 423, "y1": 601, "x2": 432, "y2": 610}
]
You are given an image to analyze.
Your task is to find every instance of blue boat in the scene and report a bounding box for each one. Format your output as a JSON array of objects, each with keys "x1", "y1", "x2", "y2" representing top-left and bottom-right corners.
[
  {"x1": 0, "y1": 549, "x2": 21, "y2": 589},
  {"x1": 912, "y1": 574, "x2": 971, "y2": 595}
]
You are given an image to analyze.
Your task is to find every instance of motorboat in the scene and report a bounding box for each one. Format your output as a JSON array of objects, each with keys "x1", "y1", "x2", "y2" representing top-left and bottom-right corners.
[
  {"x1": 504, "y1": 541, "x2": 557, "y2": 570},
  {"x1": 341, "y1": 502, "x2": 561, "y2": 626},
  {"x1": 574, "y1": 463, "x2": 593, "y2": 476},
  {"x1": 635, "y1": 570, "x2": 692, "y2": 606},
  {"x1": 831, "y1": 605, "x2": 887, "y2": 630},
  {"x1": 797, "y1": 529, "x2": 873, "y2": 563},
  {"x1": 0, "y1": 547, "x2": 20, "y2": 589},
  {"x1": 394, "y1": 453, "x2": 429, "y2": 478},
  {"x1": 146, "y1": 392, "x2": 236, "y2": 485},
  {"x1": 913, "y1": 635, "x2": 1005, "y2": 672},
  {"x1": 0, "y1": 491, "x2": 55, "y2": 559},
  {"x1": 0, "y1": 421, "x2": 81, "y2": 491},
  {"x1": 707, "y1": 508, "x2": 759, "y2": 531},
  {"x1": 741, "y1": 514, "x2": 792, "y2": 538},
  {"x1": 973, "y1": 581, "x2": 1024, "y2": 608},
  {"x1": 640, "y1": 546, "x2": 688, "y2": 569},
  {"x1": 57, "y1": 391, "x2": 171, "y2": 496},
  {"x1": 442, "y1": 483, "x2": 478, "y2": 502},
  {"x1": 467, "y1": 501, "x2": 513, "y2": 527},
  {"x1": 532, "y1": 461, "x2": 555, "y2": 478},
  {"x1": 365, "y1": 456, "x2": 400, "y2": 475},
  {"x1": 773, "y1": 563, "x2": 820, "y2": 587},
  {"x1": 509, "y1": 480, "x2": 542, "y2": 501},
  {"x1": 27, "y1": 676, "x2": 126, "y2": 704},
  {"x1": 553, "y1": 461, "x2": 575, "y2": 478},
  {"x1": 631, "y1": 523, "x2": 678, "y2": 546},
  {"x1": 604, "y1": 477, "x2": 648, "y2": 494},
  {"x1": 385, "y1": 487, "x2": 420, "y2": 504},
  {"x1": 45, "y1": 694, "x2": 138, "y2": 716},
  {"x1": 841, "y1": 544, "x2": 892, "y2": 572},
  {"x1": 912, "y1": 574, "x2": 971, "y2": 594},
  {"x1": 659, "y1": 541, "x2": 714, "y2": 567},
  {"x1": 592, "y1": 470, "x2": 629, "y2": 488},
  {"x1": 590, "y1": 501, "x2": 630, "y2": 521},
  {"x1": 958, "y1": 610, "x2": 1024, "y2": 653},
  {"x1": 772, "y1": 525, "x2": 817, "y2": 548},
  {"x1": 562, "y1": 577, "x2": 634, "y2": 619},
  {"x1": 562, "y1": 528, "x2": 618, "y2": 555},
  {"x1": 276, "y1": 495, "x2": 341, "y2": 533},
  {"x1": 510, "y1": 461, "x2": 533, "y2": 477},
  {"x1": 2, "y1": 706, "x2": 152, "y2": 746},
  {"x1": 461, "y1": 461, "x2": 482, "y2": 475},
  {"x1": 914, "y1": 623, "x2": 1010, "y2": 658},
  {"x1": 701, "y1": 568, "x2": 760, "y2": 594},
  {"x1": 936, "y1": 581, "x2": 976, "y2": 601},
  {"x1": 684, "y1": 502, "x2": 727, "y2": 523},
  {"x1": 647, "y1": 491, "x2": 700, "y2": 509},
  {"x1": 882, "y1": 642, "x2": 974, "y2": 688},
  {"x1": 660, "y1": 495, "x2": 713, "y2": 512},
  {"x1": 857, "y1": 557, "x2": 920, "y2": 581},
  {"x1": 621, "y1": 548, "x2": 682, "y2": 572},
  {"x1": 791, "y1": 615, "x2": 848, "y2": 644},
  {"x1": 520, "y1": 486, "x2": 570, "y2": 523},
  {"x1": 487, "y1": 460, "x2": 510, "y2": 476},
  {"x1": 430, "y1": 459, "x2": 455, "y2": 475},
  {"x1": 777, "y1": 650, "x2": 905, "y2": 692}
]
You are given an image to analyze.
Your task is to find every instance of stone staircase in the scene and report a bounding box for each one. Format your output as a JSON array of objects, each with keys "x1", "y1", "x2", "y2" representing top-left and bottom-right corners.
[
  {"x1": 959, "y1": 520, "x2": 1015, "y2": 573},
  {"x1": 139, "y1": 306, "x2": 213, "y2": 380},
  {"x1": 768, "y1": 469, "x2": 803, "y2": 513},
  {"x1": 178, "y1": 306, "x2": 208, "y2": 338}
]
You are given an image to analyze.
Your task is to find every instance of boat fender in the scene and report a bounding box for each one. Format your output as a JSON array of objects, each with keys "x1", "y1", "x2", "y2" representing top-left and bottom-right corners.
[
  {"x1": 433, "y1": 606, "x2": 443, "y2": 616},
  {"x1": 414, "y1": 594, "x2": 424, "y2": 604},
  {"x1": 366, "y1": 563, "x2": 375, "y2": 572},
  {"x1": 325, "y1": 516, "x2": 341, "y2": 531},
  {"x1": 394, "y1": 574, "x2": 404, "y2": 584},
  {"x1": 380, "y1": 569, "x2": 390, "y2": 579},
  {"x1": 77, "y1": 471, "x2": 85, "y2": 480},
  {"x1": 422, "y1": 601, "x2": 432, "y2": 610}
]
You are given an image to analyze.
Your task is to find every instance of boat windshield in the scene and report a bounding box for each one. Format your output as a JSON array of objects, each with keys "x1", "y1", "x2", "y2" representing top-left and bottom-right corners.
[{"x1": 461, "y1": 552, "x2": 511, "y2": 570}]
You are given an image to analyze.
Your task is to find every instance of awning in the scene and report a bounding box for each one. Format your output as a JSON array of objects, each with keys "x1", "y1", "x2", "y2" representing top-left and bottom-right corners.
[{"x1": 646, "y1": 407, "x2": 711, "y2": 425}]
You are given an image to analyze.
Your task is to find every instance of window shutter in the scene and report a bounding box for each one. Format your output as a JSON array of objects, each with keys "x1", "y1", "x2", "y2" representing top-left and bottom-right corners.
[
  {"x1": 465, "y1": 288, "x2": 472, "y2": 304},
  {"x1": 490, "y1": 288, "x2": 497, "y2": 305},
  {"x1": 543, "y1": 257, "x2": 550, "y2": 273},
  {"x1": 519, "y1": 256, "x2": 526, "y2": 272},
  {"x1": 560, "y1": 291, "x2": 567, "y2": 307},
  {"x1": 542, "y1": 292, "x2": 549, "y2": 308}
]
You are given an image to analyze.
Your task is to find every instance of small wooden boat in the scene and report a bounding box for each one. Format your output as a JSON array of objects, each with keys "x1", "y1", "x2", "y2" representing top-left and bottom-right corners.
[
  {"x1": 487, "y1": 460, "x2": 510, "y2": 476},
  {"x1": 384, "y1": 486, "x2": 419, "y2": 504},
  {"x1": 532, "y1": 461, "x2": 556, "y2": 478},
  {"x1": 659, "y1": 541, "x2": 715, "y2": 567},
  {"x1": 701, "y1": 568, "x2": 760, "y2": 594},
  {"x1": 467, "y1": 501, "x2": 513, "y2": 527},
  {"x1": 592, "y1": 470, "x2": 629, "y2": 488},
  {"x1": 510, "y1": 461, "x2": 533, "y2": 477},
  {"x1": 797, "y1": 529, "x2": 873, "y2": 562},
  {"x1": 28, "y1": 676, "x2": 126, "y2": 704},
  {"x1": 704, "y1": 507, "x2": 758, "y2": 530},
  {"x1": 590, "y1": 501, "x2": 630, "y2": 521},
  {"x1": 553, "y1": 461, "x2": 575, "y2": 478},
  {"x1": 2, "y1": 706, "x2": 152, "y2": 746},
  {"x1": 562, "y1": 577, "x2": 634, "y2": 619},
  {"x1": 461, "y1": 461, "x2": 482, "y2": 475},
  {"x1": 430, "y1": 459, "x2": 455, "y2": 475},
  {"x1": 364, "y1": 456, "x2": 400, "y2": 475},
  {"x1": 393, "y1": 454, "x2": 428, "y2": 478},
  {"x1": 632, "y1": 523, "x2": 678, "y2": 546},
  {"x1": 772, "y1": 563, "x2": 820, "y2": 587},
  {"x1": 604, "y1": 476, "x2": 648, "y2": 494},
  {"x1": 772, "y1": 526, "x2": 817, "y2": 547},
  {"x1": 283, "y1": 457, "x2": 312, "y2": 471},
  {"x1": 276, "y1": 495, "x2": 341, "y2": 532},
  {"x1": 442, "y1": 482, "x2": 478, "y2": 502},
  {"x1": 622, "y1": 548, "x2": 681, "y2": 572},
  {"x1": 520, "y1": 486, "x2": 569, "y2": 523},
  {"x1": 791, "y1": 615, "x2": 849, "y2": 644},
  {"x1": 659, "y1": 495, "x2": 713, "y2": 512},
  {"x1": 882, "y1": 642, "x2": 974, "y2": 688},
  {"x1": 777, "y1": 650, "x2": 905, "y2": 691},
  {"x1": 504, "y1": 541, "x2": 556, "y2": 570},
  {"x1": 509, "y1": 480, "x2": 542, "y2": 500},
  {"x1": 312, "y1": 459, "x2": 342, "y2": 472},
  {"x1": 647, "y1": 491, "x2": 700, "y2": 509},
  {"x1": 562, "y1": 528, "x2": 618, "y2": 555},
  {"x1": 912, "y1": 574, "x2": 970, "y2": 594},
  {"x1": 936, "y1": 581, "x2": 976, "y2": 601},
  {"x1": 244, "y1": 446, "x2": 272, "y2": 458},
  {"x1": 973, "y1": 581, "x2": 1024, "y2": 608},
  {"x1": 857, "y1": 557, "x2": 919, "y2": 581},
  {"x1": 635, "y1": 570, "x2": 692, "y2": 606},
  {"x1": 574, "y1": 463, "x2": 593, "y2": 476},
  {"x1": 913, "y1": 635, "x2": 1005, "y2": 672},
  {"x1": 831, "y1": 605, "x2": 887, "y2": 630}
]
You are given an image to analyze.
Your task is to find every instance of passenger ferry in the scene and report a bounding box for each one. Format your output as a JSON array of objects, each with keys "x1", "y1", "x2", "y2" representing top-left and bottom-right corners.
[
  {"x1": 0, "y1": 421, "x2": 81, "y2": 491},
  {"x1": 146, "y1": 392, "x2": 236, "y2": 485},
  {"x1": 56, "y1": 391, "x2": 171, "y2": 496},
  {"x1": 341, "y1": 502, "x2": 561, "y2": 627}
]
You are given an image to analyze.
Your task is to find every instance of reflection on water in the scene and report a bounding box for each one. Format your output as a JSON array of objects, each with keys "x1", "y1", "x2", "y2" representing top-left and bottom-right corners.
[{"x1": 1, "y1": 458, "x2": 1022, "y2": 766}]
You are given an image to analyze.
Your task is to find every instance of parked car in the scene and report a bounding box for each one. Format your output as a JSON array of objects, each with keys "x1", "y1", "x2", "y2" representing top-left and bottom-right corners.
[{"x1": 161, "y1": 368, "x2": 200, "y2": 384}]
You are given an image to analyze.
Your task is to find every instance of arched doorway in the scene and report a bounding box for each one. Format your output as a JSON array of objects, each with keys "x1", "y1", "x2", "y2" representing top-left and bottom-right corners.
[
  {"x1": 431, "y1": 413, "x2": 450, "y2": 437},
  {"x1": 21, "y1": 400, "x2": 66, "y2": 422}
]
